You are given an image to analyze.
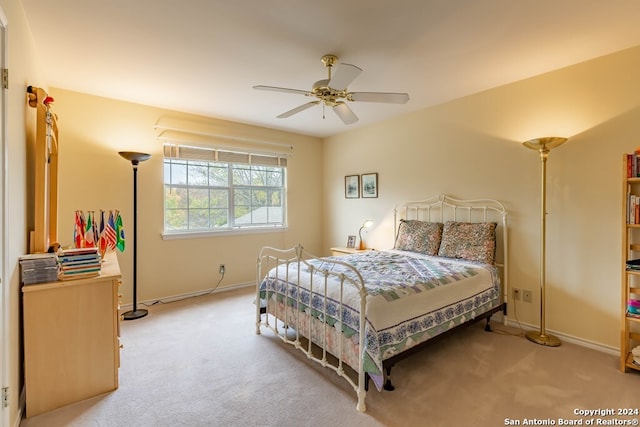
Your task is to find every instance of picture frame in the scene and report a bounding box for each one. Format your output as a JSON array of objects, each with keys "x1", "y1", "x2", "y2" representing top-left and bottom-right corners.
[
  {"x1": 361, "y1": 173, "x2": 378, "y2": 198},
  {"x1": 345, "y1": 175, "x2": 360, "y2": 198},
  {"x1": 346, "y1": 235, "x2": 356, "y2": 248}
]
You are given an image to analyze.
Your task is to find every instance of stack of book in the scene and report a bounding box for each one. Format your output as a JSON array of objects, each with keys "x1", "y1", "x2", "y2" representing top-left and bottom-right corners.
[
  {"x1": 627, "y1": 260, "x2": 640, "y2": 319},
  {"x1": 627, "y1": 152, "x2": 640, "y2": 178},
  {"x1": 632, "y1": 346, "x2": 640, "y2": 366},
  {"x1": 628, "y1": 194, "x2": 640, "y2": 224},
  {"x1": 57, "y1": 247, "x2": 102, "y2": 280},
  {"x1": 628, "y1": 298, "x2": 640, "y2": 318},
  {"x1": 626, "y1": 259, "x2": 640, "y2": 271},
  {"x1": 19, "y1": 253, "x2": 59, "y2": 285}
]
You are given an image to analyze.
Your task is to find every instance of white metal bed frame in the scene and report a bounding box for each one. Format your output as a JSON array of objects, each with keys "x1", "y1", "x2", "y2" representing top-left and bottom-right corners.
[{"x1": 255, "y1": 194, "x2": 508, "y2": 412}]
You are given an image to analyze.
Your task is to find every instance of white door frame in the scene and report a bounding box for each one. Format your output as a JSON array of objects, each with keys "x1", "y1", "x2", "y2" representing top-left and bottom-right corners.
[{"x1": 0, "y1": 6, "x2": 8, "y2": 427}]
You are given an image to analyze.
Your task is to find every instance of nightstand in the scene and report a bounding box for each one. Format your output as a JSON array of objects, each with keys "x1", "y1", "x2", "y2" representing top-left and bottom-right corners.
[{"x1": 330, "y1": 247, "x2": 372, "y2": 256}]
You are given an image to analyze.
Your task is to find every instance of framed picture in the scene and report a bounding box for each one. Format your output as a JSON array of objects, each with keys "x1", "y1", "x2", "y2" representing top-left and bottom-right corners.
[
  {"x1": 346, "y1": 235, "x2": 356, "y2": 248},
  {"x1": 361, "y1": 173, "x2": 378, "y2": 198},
  {"x1": 345, "y1": 175, "x2": 360, "y2": 198}
]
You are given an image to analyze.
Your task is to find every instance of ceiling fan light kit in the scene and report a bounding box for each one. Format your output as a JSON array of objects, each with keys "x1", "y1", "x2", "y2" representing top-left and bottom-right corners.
[{"x1": 254, "y1": 54, "x2": 409, "y2": 125}]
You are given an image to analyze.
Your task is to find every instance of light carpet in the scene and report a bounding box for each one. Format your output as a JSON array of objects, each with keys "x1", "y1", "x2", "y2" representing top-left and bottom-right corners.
[{"x1": 20, "y1": 287, "x2": 640, "y2": 427}]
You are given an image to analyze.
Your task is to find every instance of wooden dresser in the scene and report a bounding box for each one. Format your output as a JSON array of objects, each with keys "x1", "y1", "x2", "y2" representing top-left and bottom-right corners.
[{"x1": 22, "y1": 251, "x2": 122, "y2": 417}]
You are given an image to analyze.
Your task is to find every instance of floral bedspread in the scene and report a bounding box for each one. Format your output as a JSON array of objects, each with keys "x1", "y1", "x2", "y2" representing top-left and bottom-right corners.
[{"x1": 259, "y1": 249, "x2": 501, "y2": 391}]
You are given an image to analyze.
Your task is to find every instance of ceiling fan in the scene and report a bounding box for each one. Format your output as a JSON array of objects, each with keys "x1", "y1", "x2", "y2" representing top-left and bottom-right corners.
[{"x1": 253, "y1": 54, "x2": 409, "y2": 125}]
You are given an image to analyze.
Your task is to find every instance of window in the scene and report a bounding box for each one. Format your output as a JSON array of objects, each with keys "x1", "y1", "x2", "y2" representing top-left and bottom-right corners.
[{"x1": 163, "y1": 144, "x2": 287, "y2": 235}]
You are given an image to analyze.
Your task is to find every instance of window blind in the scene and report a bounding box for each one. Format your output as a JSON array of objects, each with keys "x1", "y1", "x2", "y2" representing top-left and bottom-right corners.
[{"x1": 163, "y1": 144, "x2": 288, "y2": 167}]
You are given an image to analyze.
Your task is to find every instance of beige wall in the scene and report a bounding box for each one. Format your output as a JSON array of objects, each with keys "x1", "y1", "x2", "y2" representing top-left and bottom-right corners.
[
  {"x1": 49, "y1": 46, "x2": 640, "y2": 354},
  {"x1": 323, "y1": 45, "x2": 640, "y2": 350},
  {"x1": 4, "y1": 2, "x2": 640, "y2": 423},
  {"x1": 1, "y1": 0, "x2": 46, "y2": 424},
  {"x1": 48, "y1": 88, "x2": 323, "y2": 304}
]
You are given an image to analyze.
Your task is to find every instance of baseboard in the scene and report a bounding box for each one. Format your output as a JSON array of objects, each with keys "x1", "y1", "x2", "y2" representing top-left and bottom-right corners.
[
  {"x1": 499, "y1": 315, "x2": 619, "y2": 356},
  {"x1": 14, "y1": 385, "x2": 25, "y2": 427},
  {"x1": 119, "y1": 281, "x2": 254, "y2": 310}
]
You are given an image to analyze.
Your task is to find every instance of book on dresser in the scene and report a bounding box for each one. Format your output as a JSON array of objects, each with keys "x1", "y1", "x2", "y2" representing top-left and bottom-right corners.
[
  {"x1": 19, "y1": 253, "x2": 59, "y2": 285},
  {"x1": 57, "y1": 247, "x2": 102, "y2": 280}
]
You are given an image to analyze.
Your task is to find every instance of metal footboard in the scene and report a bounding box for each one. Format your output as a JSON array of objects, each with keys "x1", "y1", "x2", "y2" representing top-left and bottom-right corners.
[{"x1": 255, "y1": 245, "x2": 369, "y2": 412}]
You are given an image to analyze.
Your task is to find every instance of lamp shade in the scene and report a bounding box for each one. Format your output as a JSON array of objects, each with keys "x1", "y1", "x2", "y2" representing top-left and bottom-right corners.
[
  {"x1": 522, "y1": 137, "x2": 567, "y2": 152},
  {"x1": 118, "y1": 151, "x2": 151, "y2": 164},
  {"x1": 358, "y1": 220, "x2": 373, "y2": 250}
]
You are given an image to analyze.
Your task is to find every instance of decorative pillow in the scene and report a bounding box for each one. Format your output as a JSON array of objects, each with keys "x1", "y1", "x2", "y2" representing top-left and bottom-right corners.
[
  {"x1": 438, "y1": 221, "x2": 497, "y2": 264},
  {"x1": 394, "y1": 220, "x2": 443, "y2": 256}
]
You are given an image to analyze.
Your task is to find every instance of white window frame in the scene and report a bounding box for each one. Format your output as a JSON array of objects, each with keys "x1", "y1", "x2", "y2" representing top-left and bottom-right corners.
[{"x1": 162, "y1": 143, "x2": 288, "y2": 239}]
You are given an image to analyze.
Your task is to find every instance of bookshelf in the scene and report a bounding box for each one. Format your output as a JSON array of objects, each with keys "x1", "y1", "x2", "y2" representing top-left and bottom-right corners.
[{"x1": 622, "y1": 153, "x2": 640, "y2": 372}]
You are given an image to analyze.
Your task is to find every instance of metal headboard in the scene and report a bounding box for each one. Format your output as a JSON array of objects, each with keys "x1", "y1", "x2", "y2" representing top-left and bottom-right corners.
[{"x1": 394, "y1": 193, "x2": 509, "y2": 311}]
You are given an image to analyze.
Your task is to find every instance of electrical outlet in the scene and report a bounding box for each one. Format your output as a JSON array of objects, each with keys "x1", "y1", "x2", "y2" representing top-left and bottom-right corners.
[
  {"x1": 219, "y1": 264, "x2": 225, "y2": 275},
  {"x1": 523, "y1": 289, "x2": 533, "y2": 303},
  {"x1": 512, "y1": 288, "x2": 521, "y2": 301}
]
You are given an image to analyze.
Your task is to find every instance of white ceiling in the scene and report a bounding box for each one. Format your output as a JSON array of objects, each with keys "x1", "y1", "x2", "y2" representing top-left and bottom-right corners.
[{"x1": 21, "y1": 0, "x2": 640, "y2": 138}]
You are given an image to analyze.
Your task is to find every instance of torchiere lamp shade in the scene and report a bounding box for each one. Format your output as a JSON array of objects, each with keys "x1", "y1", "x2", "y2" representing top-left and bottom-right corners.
[{"x1": 119, "y1": 151, "x2": 151, "y2": 164}]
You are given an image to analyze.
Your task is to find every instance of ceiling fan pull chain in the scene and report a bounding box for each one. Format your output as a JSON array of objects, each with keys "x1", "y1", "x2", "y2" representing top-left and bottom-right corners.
[{"x1": 322, "y1": 101, "x2": 326, "y2": 119}]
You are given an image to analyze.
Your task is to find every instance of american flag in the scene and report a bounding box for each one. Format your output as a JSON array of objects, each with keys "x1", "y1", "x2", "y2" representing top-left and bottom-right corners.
[{"x1": 104, "y1": 211, "x2": 118, "y2": 251}]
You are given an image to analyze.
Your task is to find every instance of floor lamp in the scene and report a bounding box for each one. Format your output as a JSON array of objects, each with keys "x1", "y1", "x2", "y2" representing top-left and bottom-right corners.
[
  {"x1": 522, "y1": 137, "x2": 567, "y2": 347},
  {"x1": 119, "y1": 151, "x2": 151, "y2": 320}
]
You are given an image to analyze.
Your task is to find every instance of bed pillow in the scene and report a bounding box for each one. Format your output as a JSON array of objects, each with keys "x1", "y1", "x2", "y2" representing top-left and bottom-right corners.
[
  {"x1": 438, "y1": 221, "x2": 497, "y2": 264},
  {"x1": 394, "y1": 220, "x2": 444, "y2": 256}
]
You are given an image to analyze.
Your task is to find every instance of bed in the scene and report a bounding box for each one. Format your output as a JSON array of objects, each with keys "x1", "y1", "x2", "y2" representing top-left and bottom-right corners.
[{"x1": 255, "y1": 194, "x2": 508, "y2": 412}]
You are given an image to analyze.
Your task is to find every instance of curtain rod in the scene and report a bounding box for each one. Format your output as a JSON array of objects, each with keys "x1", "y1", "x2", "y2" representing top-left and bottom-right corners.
[{"x1": 158, "y1": 134, "x2": 292, "y2": 158}]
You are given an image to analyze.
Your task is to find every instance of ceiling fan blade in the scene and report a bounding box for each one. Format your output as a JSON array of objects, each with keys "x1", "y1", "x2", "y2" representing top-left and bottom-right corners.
[
  {"x1": 349, "y1": 92, "x2": 410, "y2": 104},
  {"x1": 253, "y1": 85, "x2": 311, "y2": 96},
  {"x1": 328, "y1": 63, "x2": 362, "y2": 90},
  {"x1": 276, "y1": 101, "x2": 320, "y2": 119},
  {"x1": 333, "y1": 102, "x2": 358, "y2": 125}
]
